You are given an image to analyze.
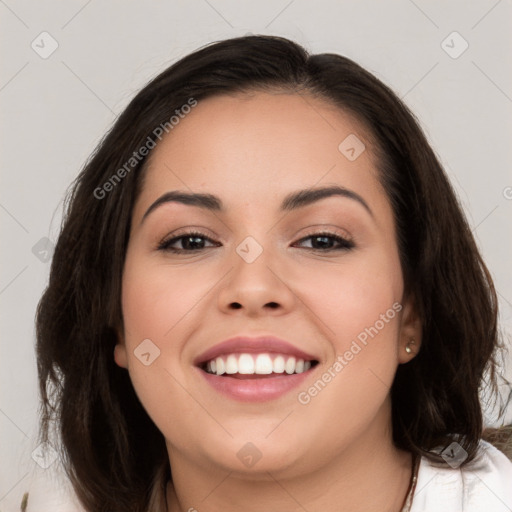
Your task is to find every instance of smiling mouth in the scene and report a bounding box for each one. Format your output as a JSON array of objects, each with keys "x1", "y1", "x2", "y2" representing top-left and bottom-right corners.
[{"x1": 199, "y1": 352, "x2": 319, "y2": 378}]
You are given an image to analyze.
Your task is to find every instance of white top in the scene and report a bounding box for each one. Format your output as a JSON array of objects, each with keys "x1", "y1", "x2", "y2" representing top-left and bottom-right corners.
[
  {"x1": 12, "y1": 441, "x2": 512, "y2": 511},
  {"x1": 410, "y1": 440, "x2": 512, "y2": 511}
]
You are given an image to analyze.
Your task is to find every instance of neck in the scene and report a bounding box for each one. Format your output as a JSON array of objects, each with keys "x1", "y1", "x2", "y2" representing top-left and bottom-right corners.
[{"x1": 165, "y1": 403, "x2": 413, "y2": 512}]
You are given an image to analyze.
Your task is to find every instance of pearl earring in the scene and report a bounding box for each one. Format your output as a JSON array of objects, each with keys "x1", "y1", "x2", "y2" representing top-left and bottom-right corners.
[{"x1": 405, "y1": 339, "x2": 415, "y2": 354}]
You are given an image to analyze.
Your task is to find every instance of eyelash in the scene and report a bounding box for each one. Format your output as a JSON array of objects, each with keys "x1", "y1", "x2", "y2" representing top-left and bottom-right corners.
[{"x1": 157, "y1": 230, "x2": 355, "y2": 253}]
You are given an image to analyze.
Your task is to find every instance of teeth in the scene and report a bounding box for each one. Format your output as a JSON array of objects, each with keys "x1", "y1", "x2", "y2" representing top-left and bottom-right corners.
[
  {"x1": 238, "y1": 354, "x2": 255, "y2": 374},
  {"x1": 204, "y1": 353, "x2": 314, "y2": 376},
  {"x1": 273, "y1": 355, "x2": 285, "y2": 373},
  {"x1": 225, "y1": 354, "x2": 238, "y2": 374},
  {"x1": 216, "y1": 357, "x2": 225, "y2": 375},
  {"x1": 255, "y1": 354, "x2": 273, "y2": 374},
  {"x1": 285, "y1": 356, "x2": 296, "y2": 374}
]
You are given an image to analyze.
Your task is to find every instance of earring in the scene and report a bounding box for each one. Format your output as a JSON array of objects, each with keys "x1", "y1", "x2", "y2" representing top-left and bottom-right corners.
[{"x1": 405, "y1": 339, "x2": 415, "y2": 354}]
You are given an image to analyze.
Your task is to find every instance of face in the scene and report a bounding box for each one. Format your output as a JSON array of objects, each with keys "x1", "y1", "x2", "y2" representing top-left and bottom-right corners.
[{"x1": 115, "y1": 91, "x2": 420, "y2": 477}]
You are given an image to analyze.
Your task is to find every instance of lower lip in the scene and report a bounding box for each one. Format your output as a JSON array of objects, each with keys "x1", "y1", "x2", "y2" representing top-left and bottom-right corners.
[{"x1": 196, "y1": 367, "x2": 316, "y2": 402}]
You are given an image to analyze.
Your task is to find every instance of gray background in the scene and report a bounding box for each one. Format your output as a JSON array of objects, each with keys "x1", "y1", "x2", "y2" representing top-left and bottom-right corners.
[{"x1": 1, "y1": 1, "x2": 511, "y2": 509}]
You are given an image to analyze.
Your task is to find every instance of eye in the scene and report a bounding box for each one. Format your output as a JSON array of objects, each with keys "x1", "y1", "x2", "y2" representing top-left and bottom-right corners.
[
  {"x1": 157, "y1": 230, "x2": 219, "y2": 253},
  {"x1": 157, "y1": 230, "x2": 355, "y2": 254},
  {"x1": 293, "y1": 231, "x2": 355, "y2": 251}
]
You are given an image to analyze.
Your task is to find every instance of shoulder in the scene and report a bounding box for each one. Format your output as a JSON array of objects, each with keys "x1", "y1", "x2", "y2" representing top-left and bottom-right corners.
[{"x1": 410, "y1": 440, "x2": 512, "y2": 512}]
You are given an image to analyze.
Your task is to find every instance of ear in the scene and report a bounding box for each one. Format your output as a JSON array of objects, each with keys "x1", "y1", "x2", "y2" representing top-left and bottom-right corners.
[
  {"x1": 397, "y1": 294, "x2": 422, "y2": 364},
  {"x1": 113, "y1": 325, "x2": 129, "y2": 369}
]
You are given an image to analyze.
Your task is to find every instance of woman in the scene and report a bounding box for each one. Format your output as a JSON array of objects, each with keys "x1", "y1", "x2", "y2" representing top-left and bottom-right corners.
[{"x1": 34, "y1": 35, "x2": 512, "y2": 511}]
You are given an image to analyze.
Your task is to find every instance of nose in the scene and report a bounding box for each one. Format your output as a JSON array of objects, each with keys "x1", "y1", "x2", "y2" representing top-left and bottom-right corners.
[{"x1": 217, "y1": 242, "x2": 297, "y2": 317}]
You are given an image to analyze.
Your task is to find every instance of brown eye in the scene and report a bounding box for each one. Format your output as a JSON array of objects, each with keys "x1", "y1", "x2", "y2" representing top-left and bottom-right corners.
[
  {"x1": 294, "y1": 232, "x2": 355, "y2": 251},
  {"x1": 157, "y1": 231, "x2": 219, "y2": 253}
]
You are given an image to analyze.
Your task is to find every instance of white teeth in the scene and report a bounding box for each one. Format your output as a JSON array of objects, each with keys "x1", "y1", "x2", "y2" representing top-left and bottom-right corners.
[
  {"x1": 205, "y1": 353, "x2": 314, "y2": 376},
  {"x1": 285, "y1": 356, "x2": 296, "y2": 374},
  {"x1": 215, "y1": 357, "x2": 225, "y2": 375},
  {"x1": 273, "y1": 355, "x2": 285, "y2": 373},
  {"x1": 225, "y1": 354, "x2": 238, "y2": 374},
  {"x1": 238, "y1": 353, "x2": 255, "y2": 374},
  {"x1": 255, "y1": 354, "x2": 273, "y2": 374}
]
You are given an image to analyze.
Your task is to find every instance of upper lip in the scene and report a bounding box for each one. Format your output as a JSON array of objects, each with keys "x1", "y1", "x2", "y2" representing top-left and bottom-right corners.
[{"x1": 193, "y1": 335, "x2": 320, "y2": 367}]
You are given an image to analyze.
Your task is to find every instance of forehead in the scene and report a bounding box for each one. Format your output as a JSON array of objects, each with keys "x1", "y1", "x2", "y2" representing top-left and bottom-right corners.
[{"x1": 134, "y1": 91, "x2": 387, "y2": 220}]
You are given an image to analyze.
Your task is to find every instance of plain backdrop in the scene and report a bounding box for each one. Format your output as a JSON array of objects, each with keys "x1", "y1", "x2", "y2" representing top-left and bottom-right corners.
[{"x1": 1, "y1": 1, "x2": 511, "y2": 509}]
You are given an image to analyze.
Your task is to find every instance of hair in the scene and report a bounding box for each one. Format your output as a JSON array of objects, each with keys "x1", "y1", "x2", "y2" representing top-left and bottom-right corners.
[{"x1": 35, "y1": 34, "x2": 507, "y2": 511}]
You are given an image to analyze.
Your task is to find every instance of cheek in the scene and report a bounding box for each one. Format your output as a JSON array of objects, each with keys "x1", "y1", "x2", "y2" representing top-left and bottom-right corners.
[
  {"x1": 120, "y1": 252, "x2": 223, "y2": 381},
  {"x1": 121, "y1": 272, "x2": 171, "y2": 344},
  {"x1": 293, "y1": 251, "x2": 403, "y2": 351},
  {"x1": 121, "y1": 254, "x2": 209, "y2": 345},
  {"x1": 290, "y1": 250, "x2": 403, "y2": 446},
  {"x1": 119, "y1": 254, "x2": 205, "y2": 436},
  {"x1": 292, "y1": 251, "x2": 402, "y2": 399}
]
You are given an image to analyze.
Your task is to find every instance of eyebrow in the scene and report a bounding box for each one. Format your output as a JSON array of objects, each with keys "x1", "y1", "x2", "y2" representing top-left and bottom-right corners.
[{"x1": 140, "y1": 185, "x2": 373, "y2": 225}]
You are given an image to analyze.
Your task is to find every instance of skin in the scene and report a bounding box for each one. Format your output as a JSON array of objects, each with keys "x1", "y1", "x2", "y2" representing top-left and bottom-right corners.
[{"x1": 114, "y1": 91, "x2": 422, "y2": 512}]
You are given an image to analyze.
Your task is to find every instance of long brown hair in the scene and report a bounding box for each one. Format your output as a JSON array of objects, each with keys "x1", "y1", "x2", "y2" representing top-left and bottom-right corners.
[{"x1": 36, "y1": 35, "x2": 506, "y2": 511}]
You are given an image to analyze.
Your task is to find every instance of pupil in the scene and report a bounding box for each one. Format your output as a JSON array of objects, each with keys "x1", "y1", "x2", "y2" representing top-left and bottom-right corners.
[
  {"x1": 313, "y1": 236, "x2": 332, "y2": 249},
  {"x1": 185, "y1": 236, "x2": 204, "y2": 249}
]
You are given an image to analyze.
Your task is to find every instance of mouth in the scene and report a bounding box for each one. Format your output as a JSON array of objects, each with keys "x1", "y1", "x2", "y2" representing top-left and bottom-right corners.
[
  {"x1": 193, "y1": 335, "x2": 321, "y2": 402},
  {"x1": 198, "y1": 352, "x2": 319, "y2": 379}
]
